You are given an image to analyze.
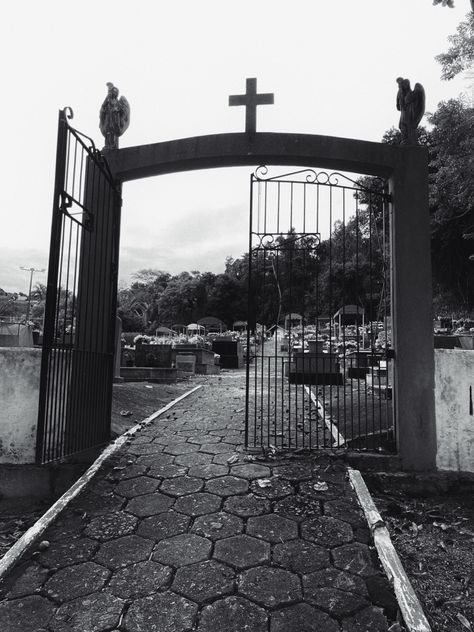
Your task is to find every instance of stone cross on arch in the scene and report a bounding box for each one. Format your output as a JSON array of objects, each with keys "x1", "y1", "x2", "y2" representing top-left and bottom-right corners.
[{"x1": 229, "y1": 78, "x2": 274, "y2": 135}]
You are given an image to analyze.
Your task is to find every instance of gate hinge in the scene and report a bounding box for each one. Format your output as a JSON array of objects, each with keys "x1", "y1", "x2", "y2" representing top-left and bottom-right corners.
[
  {"x1": 383, "y1": 192, "x2": 393, "y2": 203},
  {"x1": 386, "y1": 348, "x2": 395, "y2": 359}
]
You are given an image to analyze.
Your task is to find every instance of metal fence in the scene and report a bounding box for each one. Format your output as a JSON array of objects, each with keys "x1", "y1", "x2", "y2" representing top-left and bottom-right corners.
[
  {"x1": 36, "y1": 109, "x2": 121, "y2": 464},
  {"x1": 245, "y1": 166, "x2": 394, "y2": 453}
]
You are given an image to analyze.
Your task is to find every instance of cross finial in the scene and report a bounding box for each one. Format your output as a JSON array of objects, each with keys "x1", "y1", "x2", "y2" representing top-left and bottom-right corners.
[{"x1": 229, "y1": 78, "x2": 274, "y2": 136}]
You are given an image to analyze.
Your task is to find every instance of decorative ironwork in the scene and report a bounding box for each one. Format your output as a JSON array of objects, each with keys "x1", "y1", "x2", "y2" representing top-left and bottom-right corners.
[
  {"x1": 245, "y1": 166, "x2": 394, "y2": 453},
  {"x1": 36, "y1": 108, "x2": 122, "y2": 464}
]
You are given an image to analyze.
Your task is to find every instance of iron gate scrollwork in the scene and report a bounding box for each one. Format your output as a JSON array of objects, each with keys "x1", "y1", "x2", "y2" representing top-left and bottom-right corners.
[
  {"x1": 245, "y1": 166, "x2": 394, "y2": 453},
  {"x1": 36, "y1": 109, "x2": 122, "y2": 464}
]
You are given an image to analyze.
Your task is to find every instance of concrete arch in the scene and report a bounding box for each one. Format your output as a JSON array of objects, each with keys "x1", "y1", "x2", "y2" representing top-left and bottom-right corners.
[
  {"x1": 105, "y1": 132, "x2": 405, "y2": 182},
  {"x1": 104, "y1": 131, "x2": 435, "y2": 471}
]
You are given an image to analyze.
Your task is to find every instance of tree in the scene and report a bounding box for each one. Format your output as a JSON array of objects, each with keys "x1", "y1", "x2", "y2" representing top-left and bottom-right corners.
[
  {"x1": 436, "y1": 10, "x2": 474, "y2": 79},
  {"x1": 427, "y1": 99, "x2": 474, "y2": 310},
  {"x1": 433, "y1": 0, "x2": 455, "y2": 8}
]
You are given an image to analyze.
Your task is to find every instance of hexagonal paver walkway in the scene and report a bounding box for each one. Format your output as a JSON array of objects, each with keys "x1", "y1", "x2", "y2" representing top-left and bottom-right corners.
[{"x1": 0, "y1": 372, "x2": 398, "y2": 631}]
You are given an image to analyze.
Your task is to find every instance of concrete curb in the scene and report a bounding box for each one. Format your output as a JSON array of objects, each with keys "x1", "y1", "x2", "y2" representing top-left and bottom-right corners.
[
  {"x1": 348, "y1": 468, "x2": 432, "y2": 632},
  {"x1": 0, "y1": 384, "x2": 202, "y2": 582}
]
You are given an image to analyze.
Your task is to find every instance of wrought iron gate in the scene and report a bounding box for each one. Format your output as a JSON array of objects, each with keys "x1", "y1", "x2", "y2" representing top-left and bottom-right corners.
[
  {"x1": 36, "y1": 109, "x2": 122, "y2": 464},
  {"x1": 245, "y1": 166, "x2": 394, "y2": 453}
]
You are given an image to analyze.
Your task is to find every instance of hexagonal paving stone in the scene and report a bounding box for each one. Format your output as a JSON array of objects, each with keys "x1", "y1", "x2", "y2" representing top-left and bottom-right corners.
[
  {"x1": 239, "y1": 566, "x2": 302, "y2": 608},
  {"x1": 224, "y1": 493, "x2": 271, "y2": 518},
  {"x1": 84, "y1": 511, "x2": 138, "y2": 542},
  {"x1": 0, "y1": 595, "x2": 55, "y2": 632},
  {"x1": 175, "y1": 452, "x2": 214, "y2": 467},
  {"x1": 272, "y1": 462, "x2": 314, "y2": 481},
  {"x1": 197, "y1": 595, "x2": 267, "y2": 632},
  {"x1": 49, "y1": 592, "x2": 124, "y2": 632},
  {"x1": 164, "y1": 442, "x2": 199, "y2": 455},
  {"x1": 205, "y1": 476, "x2": 248, "y2": 497},
  {"x1": 332, "y1": 542, "x2": 378, "y2": 577},
  {"x1": 187, "y1": 434, "x2": 221, "y2": 444},
  {"x1": 6, "y1": 563, "x2": 49, "y2": 599},
  {"x1": 172, "y1": 559, "x2": 235, "y2": 602},
  {"x1": 107, "y1": 560, "x2": 172, "y2": 599},
  {"x1": 148, "y1": 463, "x2": 188, "y2": 479},
  {"x1": 152, "y1": 533, "x2": 212, "y2": 567},
  {"x1": 250, "y1": 476, "x2": 294, "y2": 500},
  {"x1": 325, "y1": 500, "x2": 367, "y2": 528},
  {"x1": 270, "y1": 603, "x2": 340, "y2": 632},
  {"x1": 273, "y1": 540, "x2": 330, "y2": 574},
  {"x1": 212, "y1": 452, "x2": 242, "y2": 465},
  {"x1": 128, "y1": 443, "x2": 164, "y2": 456},
  {"x1": 154, "y1": 433, "x2": 188, "y2": 444},
  {"x1": 304, "y1": 586, "x2": 369, "y2": 618},
  {"x1": 124, "y1": 591, "x2": 198, "y2": 632},
  {"x1": 109, "y1": 463, "x2": 148, "y2": 481},
  {"x1": 43, "y1": 562, "x2": 110, "y2": 602},
  {"x1": 303, "y1": 568, "x2": 368, "y2": 596},
  {"x1": 137, "y1": 453, "x2": 174, "y2": 468},
  {"x1": 38, "y1": 537, "x2": 98, "y2": 569},
  {"x1": 126, "y1": 492, "x2": 174, "y2": 517},
  {"x1": 160, "y1": 475, "x2": 203, "y2": 497},
  {"x1": 301, "y1": 516, "x2": 353, "y2": 548},
  {"x1": 299, "y1": 479, "x2": 345, "y2": 501},
  {"x1": 188, "y1": 463, "x2": 229, "y2": 479},
  {"x1": 94, "y1": 534, "x2": 154, "y2": 570},
  {"x1": 174, "y1": 492, "x2": 221, "y2": 516},
  {"x1": 126, "y1": 433, "x2": 154, "y2": 444},
  {"x1": 43, "y1": 513, "x2": 87, "y2": 542},
  {"x1": 273, "y1": 493, "x2": 322, "y2": 522},
  {"x1": 213, "y1": 534, "x2": 270, "y2": 569},
  {"x1": 230, "y1": 463, "x2": 271, "y2": 479},
  {"x1": 192, "y1": 511, "x2": 243, "y2": 541},
  {"x1": 137, "y1": 510, "x2": 191, "y2": 542},
  {"x1": 70, "y1": 491, "x2": 125, "y2": 517},
  {"x1": 116, "y1": 476, "x2": 160, "y2": 498},
  {"x1": 342, "y1": 606, "x2": 389, "y2": 631},
  {"x1": 247, "y1": 514, "x2": 298, "y2": 543},
  {"x1": 200, "y1": 442, "x2": 236, "y2": 454}
]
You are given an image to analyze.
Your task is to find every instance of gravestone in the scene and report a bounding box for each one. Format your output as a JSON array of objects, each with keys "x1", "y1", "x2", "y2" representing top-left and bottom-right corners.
[
  {"x1": 212, "y1": 339, "x2": 244, "y2": 369},
  {"x1": 135, "y1": 343, "x2": 172, "y2": 368},
  {"x1": 288, "y1": 339, "x2": 342, "y2": 385}
]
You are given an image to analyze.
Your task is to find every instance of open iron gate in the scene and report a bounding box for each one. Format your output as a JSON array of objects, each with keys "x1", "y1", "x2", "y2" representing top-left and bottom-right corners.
[
  {"x1": 36, "y1": 109, "x2": 122, "y2": 464},
  {"x1": 245, "y1": 166, "x2": 395, "y2": 453}
]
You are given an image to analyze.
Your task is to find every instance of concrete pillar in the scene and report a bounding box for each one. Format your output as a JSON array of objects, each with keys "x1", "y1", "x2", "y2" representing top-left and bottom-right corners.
[
  {"x1": 390, "y1": 147, "x2": 436, "y2": 470},
  {"x1": 114, "y1": 316, "x2": 124, "y2": 382}
]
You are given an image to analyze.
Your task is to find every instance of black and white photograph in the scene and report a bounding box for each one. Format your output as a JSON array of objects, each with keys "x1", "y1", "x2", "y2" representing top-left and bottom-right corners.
[{"x1": 0, "y1": 1, "x2": 473, "y2": 631}]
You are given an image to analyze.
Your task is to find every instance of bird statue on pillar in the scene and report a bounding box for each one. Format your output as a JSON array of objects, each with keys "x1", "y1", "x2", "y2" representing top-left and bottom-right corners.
[
  {"x1": 396, "y1": 77, "x2": 425, "y2": 145},
  {"x1": 99, "y1": 82, "x2": 130, "y2": 150}
]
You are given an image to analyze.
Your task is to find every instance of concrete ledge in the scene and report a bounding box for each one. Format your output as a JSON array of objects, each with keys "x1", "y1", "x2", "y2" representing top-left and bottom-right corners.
[
  {"x1": 0, "y1": 463, "x2": 88, "y2": 499},
  {"x1": 362, "y1": 469, "x2": 474, "y2": 496},
  {"x1": 349, "y1": 469, "x2": 432, "y2": 632},
  {"x1": 120, "y1": 366, "x2": 184, "y2": 382}
]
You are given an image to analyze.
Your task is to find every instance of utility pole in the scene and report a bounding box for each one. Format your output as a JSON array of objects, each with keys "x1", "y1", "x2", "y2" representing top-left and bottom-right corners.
[{"x1": 20, "y1": 267, "x2": 45, "y2": 322}]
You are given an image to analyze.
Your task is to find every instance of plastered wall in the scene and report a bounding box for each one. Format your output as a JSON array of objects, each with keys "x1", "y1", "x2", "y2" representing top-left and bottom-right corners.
[{"x1": 435, "y1": 349, "x2": 474, "y2": 473}]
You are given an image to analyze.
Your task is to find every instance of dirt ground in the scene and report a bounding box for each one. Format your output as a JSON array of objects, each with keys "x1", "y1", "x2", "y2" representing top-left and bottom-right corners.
[
  {"x1": 369, "y1": 483, "x2": 474, "y2": 632},
  {"x1": 110, "y1": 379, "x2": 192, "y2": 436}
]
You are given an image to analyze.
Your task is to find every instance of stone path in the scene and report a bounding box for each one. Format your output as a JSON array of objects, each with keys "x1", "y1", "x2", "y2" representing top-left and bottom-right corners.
[{"x1": 0, "y1": 371, "x2": 398, "y2": 631}]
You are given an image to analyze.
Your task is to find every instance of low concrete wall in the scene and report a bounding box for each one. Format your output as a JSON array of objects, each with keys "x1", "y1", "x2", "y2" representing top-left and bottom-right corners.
[
  {"x1": 0, "y1": 347, "x2": 41, "y2": 464},
  {"x1": 435, "y1": 349, "x2": 474, "y2": 473}
]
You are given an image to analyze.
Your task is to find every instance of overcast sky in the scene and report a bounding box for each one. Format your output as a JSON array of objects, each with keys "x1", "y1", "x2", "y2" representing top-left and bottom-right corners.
[{"x1": 0, "y1": 0, "x2": 469, "y2": 293}]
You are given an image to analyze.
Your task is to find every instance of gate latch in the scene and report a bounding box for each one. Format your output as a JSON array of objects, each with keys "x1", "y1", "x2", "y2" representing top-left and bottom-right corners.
[{"x1": 386, "y1": 348, "x2": 395, "y2": 359}]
